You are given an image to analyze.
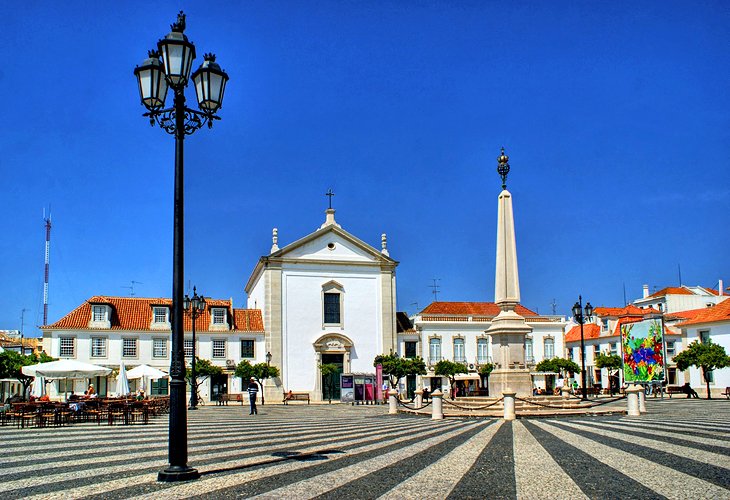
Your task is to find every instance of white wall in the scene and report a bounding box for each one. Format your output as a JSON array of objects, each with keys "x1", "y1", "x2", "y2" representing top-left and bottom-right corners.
[
  {"x1": 683, "y1": 323, "x2": 730, "y2": 394},
  {"x1": 281, "y1": 265, "x2": 382, "y2": 392}
]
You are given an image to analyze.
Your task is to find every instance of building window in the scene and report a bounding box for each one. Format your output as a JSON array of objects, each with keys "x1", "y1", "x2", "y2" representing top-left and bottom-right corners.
[
  {"x1": 453, "y1": 338, "x2": 465, "y2": 363},
  {"x1": 544, "y1": 338, "x2": 554, "y2": 359},
  {"x1": 153, "y1": 307, "x2": 169, "y2": 324},
  {"x1": 593, "y1": 344, "x2": 600, "y2": 356},
  {"x1": 212, "y1": 308, "x2": 226, "y2": 326},
  {"x1": 184, "y1": 339, "x2": 194, "y2": 358},
  {"x1": 153, "y1": 338, "x2": 167, "y2": 358},
  {"x1": 602, "y1": 320, "x2": 610, "y2": 332},
  {"x1": 323, "y1": 293, "x2": 341, "y2": 324},
  {"x1": 404, "y1": 341, "x2": 417, "y2": 358},
  {"x1": 610, "y1": 343, "x2": 618, "y2": 356},
  {"x1": 60, "y1": 337, "x2": 75, "y2": 358},
  {"x1": 92, "y1": 305, "x2": 106, "y2": 322},
  {"x1": 122, "y1": 338, "x2": 138, "y2": 357},
  {"x1": 699, "y1": 330, "x2": 710, "y2": 344},
  {"x1": 666, "y1": 341, "x2": 675, "y2": 357},
  {"x1": 525, "y1": 338, "x2": 533, "y2": 363},
  {"x1": 240, "y1": 339, "x2": 255, "y2": 359},
  {"x1": 429, "y1": 338, "x2": 441, "y2": 364},
  {"x1": 91, "y1": 337, "x2": 106, "y2": 358},
  {"x1": 477, "y1": 338, "x2": 490, "y2": 363},
  {"x1": 212, "y1": 339, "x2": 226, "y2": 358}
]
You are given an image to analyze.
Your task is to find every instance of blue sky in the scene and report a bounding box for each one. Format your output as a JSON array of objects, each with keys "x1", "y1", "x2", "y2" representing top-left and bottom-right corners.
[{"x1": 2, "y1": 1, "x2": 728, "y2": 335}]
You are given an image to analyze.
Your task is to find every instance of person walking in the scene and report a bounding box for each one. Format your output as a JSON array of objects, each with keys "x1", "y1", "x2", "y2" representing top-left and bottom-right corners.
[{"x1": 248, "y1": 377, "x2": 259, "y2": 415}]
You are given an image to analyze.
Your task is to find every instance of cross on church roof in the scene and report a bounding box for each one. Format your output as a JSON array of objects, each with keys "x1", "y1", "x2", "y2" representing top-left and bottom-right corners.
[{"x1": 325, "y1": 188, "x2": 335, "y2": 209}]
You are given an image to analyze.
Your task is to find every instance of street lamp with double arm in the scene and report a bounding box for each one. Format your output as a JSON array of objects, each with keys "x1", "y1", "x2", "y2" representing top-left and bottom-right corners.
[
  {"x1": 184, "y1": 287, "x2": 206, "y2": 410},
  {"x1": 134, "y1": 11, "x2": 229, "y2": 483}
]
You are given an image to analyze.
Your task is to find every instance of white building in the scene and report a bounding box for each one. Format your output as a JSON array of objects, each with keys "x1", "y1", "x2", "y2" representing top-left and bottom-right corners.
[
  {"x1": 674, "y1": 299, "x2": 730, "y2": 396},
  {"x1": 40, "y1": 296, "x2": 264, "y2": 401},
  {"x1": 410, "y1": 302, "x2": 566, "y2": 396},
  {"x1": 634, "y1": 283, "x2": 728, "y2": 313},
  {"x1": 244, "y1": 208, "x2": 397, "y2": 401}
]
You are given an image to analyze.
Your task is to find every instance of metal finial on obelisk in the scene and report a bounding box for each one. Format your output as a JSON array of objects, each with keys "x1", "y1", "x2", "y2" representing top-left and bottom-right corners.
[{"x1": 497, "y1": 147, "x2": 510, "y2": 190}]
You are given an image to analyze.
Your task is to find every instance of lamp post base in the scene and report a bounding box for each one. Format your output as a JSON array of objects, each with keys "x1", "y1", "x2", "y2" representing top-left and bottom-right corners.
[{"x1": 158, "y1": 466, "x2": 200, "y2": 482}]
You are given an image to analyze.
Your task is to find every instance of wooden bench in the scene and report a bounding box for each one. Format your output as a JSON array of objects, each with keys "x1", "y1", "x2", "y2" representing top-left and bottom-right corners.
[
  {"x1": 721, "y1": 387, "x2": 730, "y2": 399},
  {"x1": 283, "y1": 392, "x2": 310, "y2": 405},
  {"x1": 666, "y1": 386, "x2": 683, "y2": 398},
  {"x1": 216, "y1": 394, "x2": 245, "y2": 406}
]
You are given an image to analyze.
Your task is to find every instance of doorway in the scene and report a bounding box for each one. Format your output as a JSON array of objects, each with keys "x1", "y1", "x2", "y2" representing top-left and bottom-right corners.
[
  {"x1": 321, "y1": 353, "x2": 343, "y2": 400},
  {"x1": 406, "y1": 374, "x2": 416, "y2": 400},
  {"x1": 211, "y1": 374, "x2": 228, "y2": 402}
]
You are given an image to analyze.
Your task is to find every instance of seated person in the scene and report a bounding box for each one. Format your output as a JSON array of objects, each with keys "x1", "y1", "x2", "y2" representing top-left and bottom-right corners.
[
  {"x1": 422, "y1": 388, "x2": 429, "y2": 402},
  {"x1": 285, "y1": 390, "x2": 293, "y2": 401},
  {"x1": 85, "y1": 384, "x2": 96, "y2": 398},
  {"x1": 682, "y1": 382, "x2": 699, "y2": 399},
  {"x1": 39, "y1": 394, "x2": 50, "y2": 402},
  {"x1": 136, "y1": 389, "x2": 146, "y2": 401}
]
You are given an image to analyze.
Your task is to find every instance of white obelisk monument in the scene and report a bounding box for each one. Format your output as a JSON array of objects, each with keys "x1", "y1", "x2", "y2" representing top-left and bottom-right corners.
[{"x1": 486, "y1": 148, "x2": 533, "y2": 397}]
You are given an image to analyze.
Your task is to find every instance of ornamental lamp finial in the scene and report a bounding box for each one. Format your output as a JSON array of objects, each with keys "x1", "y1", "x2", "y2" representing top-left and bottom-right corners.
[{"x1": 497, "y1": 146, "x2": 510, "y2": 190}]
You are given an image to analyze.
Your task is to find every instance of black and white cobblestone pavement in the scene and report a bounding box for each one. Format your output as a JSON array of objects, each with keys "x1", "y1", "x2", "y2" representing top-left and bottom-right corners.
[{"x1": 0, "y1": 398, "x2": 728, "y2": 499}]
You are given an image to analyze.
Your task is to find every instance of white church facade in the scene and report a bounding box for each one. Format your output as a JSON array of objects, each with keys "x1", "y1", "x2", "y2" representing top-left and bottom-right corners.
[{"x1": 245, "y1": 208, "x2": 397, "y2": 402}]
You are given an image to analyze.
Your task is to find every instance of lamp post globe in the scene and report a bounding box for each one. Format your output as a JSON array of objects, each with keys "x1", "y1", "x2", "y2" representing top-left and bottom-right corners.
[{"x1": 134, "y1": 10, "x2": 228, "y2": 483}]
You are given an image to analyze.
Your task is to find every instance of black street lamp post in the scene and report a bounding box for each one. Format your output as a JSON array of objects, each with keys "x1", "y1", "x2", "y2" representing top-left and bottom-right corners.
[
  {"x1": 184, "y1": 287, "x2": 206, "y2": 410},
  {"x1": 572, "y1": 296, "x2": 594, "y2": 402},
  {"x1": 134, "y1": 11, "x2": 228, "y2": 483}
]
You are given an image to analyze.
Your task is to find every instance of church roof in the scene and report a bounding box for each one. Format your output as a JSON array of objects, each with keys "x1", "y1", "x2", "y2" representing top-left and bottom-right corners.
[
  {"x1": 420, "y1": 302, "x2": 538, "y2": 317},
  {"x1": 42, "y1": 296, "x2": 264, "y2": 333}
]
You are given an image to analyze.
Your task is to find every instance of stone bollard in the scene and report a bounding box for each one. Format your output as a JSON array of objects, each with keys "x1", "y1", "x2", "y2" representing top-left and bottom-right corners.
[
  {"x1": 626, "y1": 385, "x2": 642, "y2": 416},
  {"x1": 388, "y1": 390, "x2": 398, "y2": 414},
  {"x1": 561, "y1": 386, "x2": 571, "y2": 399},
  {"x1": 414, "y1": 389, "x2": 423, "y2": 410},
  {"x1": 431, "y1": 390, "x2": 444, "y2": 420},
  {"x1": 638, "y1": 388, "x2": 647, "y2": 414},
  {"x1": 503, "y1": 390, "x2": 516, "y2": 421}
]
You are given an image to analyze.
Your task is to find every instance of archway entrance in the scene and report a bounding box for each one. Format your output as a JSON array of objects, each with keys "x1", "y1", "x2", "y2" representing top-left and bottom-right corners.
[{"x1": 313, "y1": 333, "x2": 353, "y2": 402}]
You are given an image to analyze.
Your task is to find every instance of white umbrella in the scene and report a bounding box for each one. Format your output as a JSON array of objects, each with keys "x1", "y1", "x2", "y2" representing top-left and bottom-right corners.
[
  {"x1": 22, "y1": 360, "x2": 111, "y2": 401},
  {"x1": 126, "y1": 364, "x2": 167, "y2": 380},
  {"x1": 116, "y1": 361, "x2": 130, "y2": 396},
  {"x1": 127, "y1": 365, "x2": 167, "y2": 396},
  {"x1": 22, "y1": 360, "x2": 112, "y2": 378},
  {"x1": 31, "y1": 376, "x2": 46, "y2": 398}
]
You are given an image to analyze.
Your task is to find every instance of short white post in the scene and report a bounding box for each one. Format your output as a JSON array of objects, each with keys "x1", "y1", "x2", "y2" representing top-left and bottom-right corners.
[
  {"x1": 626, "y1": 385, "x2": 642, "y2": 417},
  {"x1": 561, "y1": 386, "x2": 571, "y2": 399},
  {"x1": 388, "y1": 390, "x2": 398, "y2": 414},
  {"x1": 503, "y1": 390, "x2": 516, "y2": 421},
  {"x1": 431, "y1": 389, "x2": 444, "y2": 420},
  {"x1": 638, "y1": 388, "x2": 647, "y2": 413},
  {"x1": 414, "y1": 389, "x2": 423, "y2": 410}
]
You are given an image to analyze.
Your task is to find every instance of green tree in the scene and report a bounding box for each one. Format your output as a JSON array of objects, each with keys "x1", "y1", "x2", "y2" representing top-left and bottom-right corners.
[
  {"x1": 235, "y1": 360, "x2": 280, "y2": 404},
  {"x1": 478, "y1": 362, "x2": 495, "y2": 396},
  {"x1": 535, "y1": 357, "x2": 581, "y2": 379},
  {"x1": 434, "y1": 360, "x2": 468, "y2": 399},
  {"x1": 319, "y1": 363, "x2": 340, "y2": 403},
  {"x1": 373, "y1": 354, "x2": 427, "y2": 391},
  {"x1": 0, "y1": 351, "x2": 54, "y2": 400},
  {"x1": 186, "y1": 357, "x2": 223, "y2": 403},
  {"x1": 674, "y1": 340, "x2": 730, "y2": 400},
  {"x1": 595, "y1": 352, "x2": 622, "y2": 395}
]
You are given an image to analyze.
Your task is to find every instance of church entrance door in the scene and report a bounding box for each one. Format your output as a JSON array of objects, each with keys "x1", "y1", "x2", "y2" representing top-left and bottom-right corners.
[{"x1": 321, "y1": 353, "x2": 343, "y2": 401}]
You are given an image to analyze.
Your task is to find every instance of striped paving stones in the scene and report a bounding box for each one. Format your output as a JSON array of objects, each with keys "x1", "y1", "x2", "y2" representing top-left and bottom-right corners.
[{"x1": 0, "y1": 399, "x2": 728, "y2": 499}]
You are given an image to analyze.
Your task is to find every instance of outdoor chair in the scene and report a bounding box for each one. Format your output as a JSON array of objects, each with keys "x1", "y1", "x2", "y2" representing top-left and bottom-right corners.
[{"x1": 107, "y1": 403, "x2": 127, "y2": 425}]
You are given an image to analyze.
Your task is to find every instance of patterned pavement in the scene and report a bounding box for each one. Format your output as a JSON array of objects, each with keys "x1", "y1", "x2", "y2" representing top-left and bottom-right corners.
[{"x1": 0, "y1": 398, "x2": 728, "y2": 499}]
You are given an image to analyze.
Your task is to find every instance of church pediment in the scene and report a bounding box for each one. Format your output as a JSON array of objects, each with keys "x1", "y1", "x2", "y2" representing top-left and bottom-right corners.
[{"x1": 272, "y1": 225, "x2": 395, "y2": 265}]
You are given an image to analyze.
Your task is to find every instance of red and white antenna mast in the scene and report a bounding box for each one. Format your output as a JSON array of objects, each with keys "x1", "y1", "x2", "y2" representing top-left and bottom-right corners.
[{"x1": 43, "y1": 207, "x2": 52, "y2": 326}]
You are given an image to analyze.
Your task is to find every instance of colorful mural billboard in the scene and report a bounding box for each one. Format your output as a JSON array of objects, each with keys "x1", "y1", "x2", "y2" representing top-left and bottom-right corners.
[{"x1": 621, "y1": 318, "x2": 665, "y2": 382}]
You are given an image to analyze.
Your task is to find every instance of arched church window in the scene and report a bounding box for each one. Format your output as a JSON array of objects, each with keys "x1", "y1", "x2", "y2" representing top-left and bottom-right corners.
[{"x1": 322, "y1": 281, "x2": 344, "y2": 327}]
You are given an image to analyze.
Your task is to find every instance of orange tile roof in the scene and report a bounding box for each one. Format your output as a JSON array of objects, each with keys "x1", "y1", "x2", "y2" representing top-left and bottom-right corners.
[
  {"x1": 594, "y1": 305, "x2": 660, "y2": 317},
  {"x1": 565, "y1": 324, "x2": 603, "y2": 342},
  {"x1": 675, "y1": 300, "x2": 730, "y2": 327},
  {"x1": 420, "y1": 302, "x2": 539, "y2": 317},
  {"x1": 43, "y1": 296, "x2": 263, "y2": 333}
]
